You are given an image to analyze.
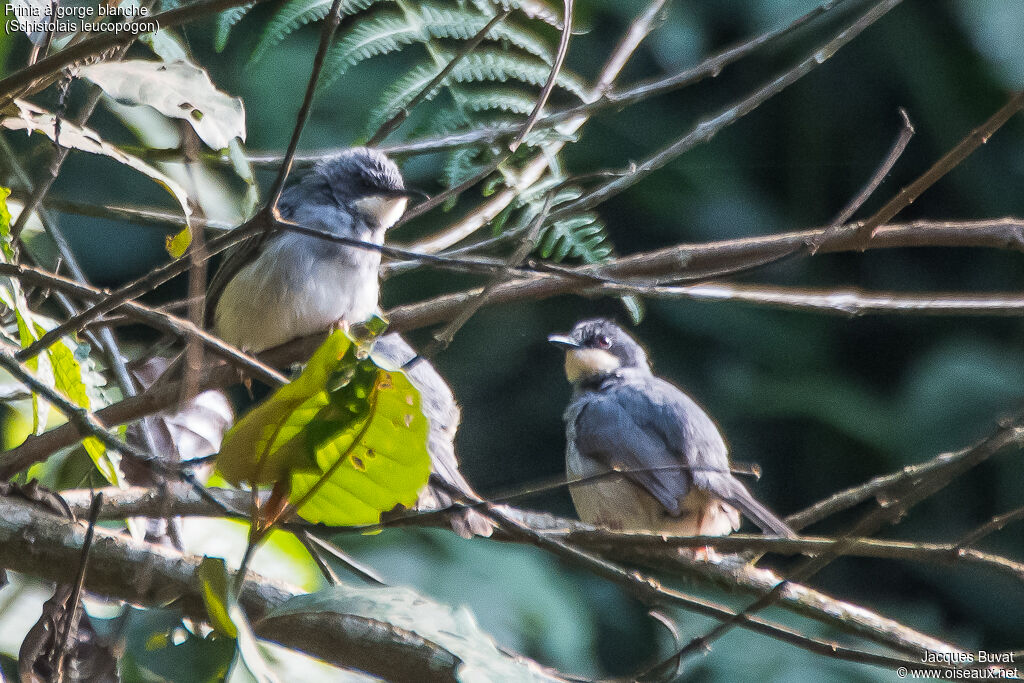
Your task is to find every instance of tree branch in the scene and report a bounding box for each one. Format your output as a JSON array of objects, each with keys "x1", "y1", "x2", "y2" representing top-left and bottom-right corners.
[{"x1": 0, "y1": 495, "x2": 475, "y2": 681}]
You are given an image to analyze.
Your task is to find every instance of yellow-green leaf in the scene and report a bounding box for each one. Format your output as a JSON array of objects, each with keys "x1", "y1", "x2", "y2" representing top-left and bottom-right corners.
[
  {"x1": 216, "y1": 330, "x2": 431, "y2": 526},
  {"x1": 0, "y1": 186, "x2": 12, "y2": 260},
  {"x1": 198, "y1": 556, "x2": 237, "y2": 638},
  {"x1": 165, "y1": 226, "x2": 191, "y2": 258}
]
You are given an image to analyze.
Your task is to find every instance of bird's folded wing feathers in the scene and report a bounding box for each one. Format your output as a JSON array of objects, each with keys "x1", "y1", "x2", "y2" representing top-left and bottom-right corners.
[{"x1": 573, "y1": 383, "x2": 701, "y2": 516}]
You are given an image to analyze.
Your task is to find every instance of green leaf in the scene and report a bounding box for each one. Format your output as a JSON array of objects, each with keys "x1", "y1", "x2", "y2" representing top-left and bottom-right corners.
[
  {"x1": 537, "y1": 213, "x2": 613, "y2": 263},
  {"x1": 198, "y1": 556, "x2": 237, "y2": 638},
  {"x1": 265, "y1": 585, "x2": 561, "y2": 681},
  {"x1": 80, "y1": 60, "x2": 247, "y2": 151},
  {"x1": 461, "y1": 88, "x2": 538, "y2": 115},
  {"x1": 621, "y1": 295, "x2": 645, "y2": 324},
  {"x1": 166, "y1": 226, "x2": 192, "y2": 258},
  {"x1": 318, "y1": 12, "x2": 425, "y2": 90},
  {"x1": 216, "y1": 330, "x2": 431, "y2": 526},
  {"x1": 0, "y1": 186, "x2": 11, "y2": 258},
  {"x1": 43, "y1": 326, "x2": 123, "y2": 486},
  {"x1": 198, "y1": 557, "x2": 279, "y2": 682}
]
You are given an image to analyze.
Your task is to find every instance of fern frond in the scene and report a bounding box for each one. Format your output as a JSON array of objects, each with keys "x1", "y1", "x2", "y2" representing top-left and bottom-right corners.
[
  {"x1": 418, "y1": 5, "x2": 552, "y2": 63},
  {"x1": 370, "y1": 50, "x2": 584, "y2": 133},
  {"x1": 250, "y1": 0, "x2": 384, "y2": 64},
  {"x1": 318, "y1": 5, "x2": 554, "y2": 92},
  {"x1": 442, "y1": 145, "x2": 486, "y2": 191},
  {"x1": 214, "y1": 2, "x2": 256, "y2": 52},
  {"x1": 317, "y1": 12, "x2": 426, "y2": 88},
  {"x1": 453, "y1": 51, "x2": 585, "y2": 97},
  {"x1": 537, "y1": 213, "x2": 612, "y2": 262},
  {"x1": 471, "y1": 0, "x2": 563, "y2": 29},
  {"x1": 461, "y1": 89, "x2": 537, "y2": 115}
]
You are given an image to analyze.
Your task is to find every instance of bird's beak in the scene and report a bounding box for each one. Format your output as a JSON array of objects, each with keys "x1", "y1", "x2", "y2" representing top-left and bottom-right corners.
[
  {"x1": 547, "y1": 334, "x2": 580, "y2": 349},
  {"x1": 387, "y1": 186, "x2": 429, "y2": 201}
]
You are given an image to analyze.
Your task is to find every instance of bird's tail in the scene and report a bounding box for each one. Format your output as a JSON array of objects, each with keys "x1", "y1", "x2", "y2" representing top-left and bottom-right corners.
[{"x1": 718, "y1": 480, "x2": 795, "y2": 538}]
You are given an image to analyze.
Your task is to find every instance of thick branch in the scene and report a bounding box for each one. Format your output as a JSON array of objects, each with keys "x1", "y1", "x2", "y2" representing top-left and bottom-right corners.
[
  {"x1": 386, "y1": 218, "x2": 1024, "y2": 329},
  {"x1": 0, "y1": 495, "x2": 483, "y2": 681}
]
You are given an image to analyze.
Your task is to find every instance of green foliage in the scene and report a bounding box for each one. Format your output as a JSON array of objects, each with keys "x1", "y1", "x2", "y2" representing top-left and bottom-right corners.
[
  {"x1": 221, "y1": 0, "x2": 617, "y2": 270},
  {"x1": 249, "y1": 0, "x2": 383, "y2": 64},
  {"x1": 216, "y1": 330, "x2": 431, "y2": 526},
  {"x1": 368, "y1": 49, "x2": 584, "y2": 134},
  {"x1": 198, "y1": 556, "x2": 237, "y2": 638},
  {"x1": 0, "y1": 190, "x2": 122, "y2": 485},
  {"x1": 197, "y1": 557, "x2": 276, "y2": 680}
]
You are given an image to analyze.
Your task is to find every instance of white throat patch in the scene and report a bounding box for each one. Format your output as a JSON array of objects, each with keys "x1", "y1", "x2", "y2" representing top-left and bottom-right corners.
[
  {"x1": 565, "y1": 348, "x2": 621, "y2": 383},
  {"x1": 354, "y1": 195, "x2": 408, "y2": 229}
]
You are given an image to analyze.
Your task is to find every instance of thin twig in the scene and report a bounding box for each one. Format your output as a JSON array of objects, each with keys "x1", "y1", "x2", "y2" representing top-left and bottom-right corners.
[
  {"x1": 265, "y1": 0, "x2": 348, "y2": 210},
  {"x1": 593, "y1": 281, "x2": 1024, "y2": 317},
  {"x1": 300, "y1": 532, "x2": 388, "y2": 587},
  {"x1": 427, "y1": 479, "x2": 958, "y2": 673},
  {"x1": 853, "y1": 91, "x2": 1024, "y2": 244},
  {"x1": 954, "y1": 504, "x2": 1024, "y2": 551},
  {"x1": 418, "y1": 195, "x2": 553, "y2": 359},
  {"x1": 808, "y1": 107, "x2": 915, "y2": 253},
  {"x1": 0, "y1": 263, "x2": 287, "y2": 385},
  {"x1": 385, "y1": 217, "x2": 1024, "y2": 331},
  {"x1": 508, "y1": 0, "x2": 572, "y2": 151},
  {"x1": 407, "y1": 0, "x2": 671, "y2": 254},
  {"x1": 551, "y1": 0, "x2": 905, "y2": 222},
  {"x1": 236, "y1": 0, "x2": 846, "y2": 168},
  {"x1": 50, "y1": 491, "x2": 103, "y2": 680},
  {"x1": 642, "y1": 418, "x2": 1024, "y2": 675}
]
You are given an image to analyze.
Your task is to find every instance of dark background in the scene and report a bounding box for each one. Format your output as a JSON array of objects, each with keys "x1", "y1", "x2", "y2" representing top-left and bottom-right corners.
[{"x1": 2, "y1": 0, "x2": 1022, "y2": 679}]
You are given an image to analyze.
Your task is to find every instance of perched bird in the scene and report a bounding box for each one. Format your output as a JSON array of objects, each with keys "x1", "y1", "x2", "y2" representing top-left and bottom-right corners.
[
  {"x1": 207, "y1": 148, "x2": 492, "y2": 537},
  {"x1": 548, "y1": 318, "x2": 793, "y2": 539}
]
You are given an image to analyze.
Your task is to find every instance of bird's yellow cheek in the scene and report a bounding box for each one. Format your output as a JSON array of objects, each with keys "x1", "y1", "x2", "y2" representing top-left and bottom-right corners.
[{"x1": 564, "y1": 349, "x2": 621, "y2": 383}]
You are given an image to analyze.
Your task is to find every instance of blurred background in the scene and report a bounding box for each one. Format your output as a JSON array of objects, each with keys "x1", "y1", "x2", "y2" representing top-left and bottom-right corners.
[{"x1": 1, "y1": 0, "x2": 1022, "y2": 679}]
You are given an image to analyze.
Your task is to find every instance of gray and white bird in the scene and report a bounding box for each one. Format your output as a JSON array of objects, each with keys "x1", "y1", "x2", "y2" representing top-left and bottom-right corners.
[
  {"x1": 549, "y1": 318, "x2": 793, "y2": 538},
  {"x1": 208, "y1": 148, "x2": 492, "y2": 537}
]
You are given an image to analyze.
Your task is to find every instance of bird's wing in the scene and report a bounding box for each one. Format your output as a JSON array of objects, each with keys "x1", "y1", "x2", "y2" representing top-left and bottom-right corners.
[
  {"x1": 371, "y1": 333, "x2": 493, "y2": 538},
  {"x1": 205, "y1": 181, "x2": 355, "y2": 328},
  {"x1": 204, "y1": 235, "x2": 266, "y2": 328},
  {"x1": 573, "y1": 378, "x2": 715, "y2": 515},
  {"x1": 579, "y1": 377, "x2": 794, "y2": 536}
]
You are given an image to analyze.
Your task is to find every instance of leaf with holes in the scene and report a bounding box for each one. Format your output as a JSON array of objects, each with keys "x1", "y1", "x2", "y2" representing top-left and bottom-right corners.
[
  {"x1": 216, "y1": 330, "x2": 430, "y2": 526},
  {"x1": 79, "y1": 60, "x2": 246, "y2": 151}
]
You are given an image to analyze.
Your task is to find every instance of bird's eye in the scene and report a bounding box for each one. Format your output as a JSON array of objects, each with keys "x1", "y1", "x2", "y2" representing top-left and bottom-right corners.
[{"x1": 594, "y1": 334, "x2": 612, "y2": 349}]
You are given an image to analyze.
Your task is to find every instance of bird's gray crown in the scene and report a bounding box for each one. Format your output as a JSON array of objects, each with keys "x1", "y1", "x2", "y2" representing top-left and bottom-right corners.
[
  {"x1": 553, "y1": 318, "x2": 651, "y2": 373},
  {"x1": 284, "y1": 148, "x2": 406, "y2": 212}
]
